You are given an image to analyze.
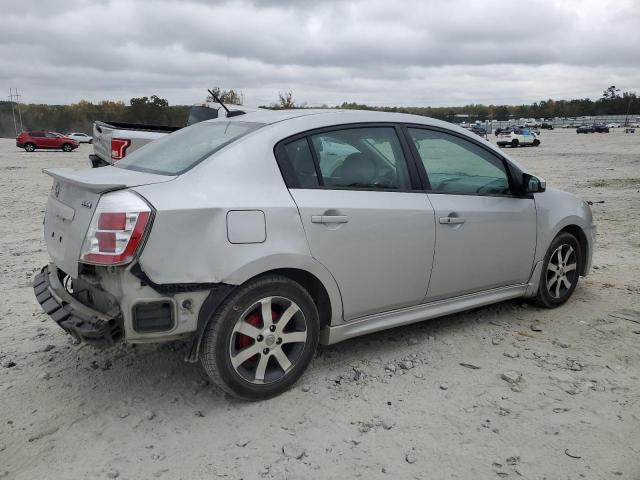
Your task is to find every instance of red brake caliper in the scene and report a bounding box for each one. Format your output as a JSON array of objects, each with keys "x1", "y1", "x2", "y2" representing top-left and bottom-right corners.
[{"x1": 236, "y1": 308, "x2": 282, "y2": 363}]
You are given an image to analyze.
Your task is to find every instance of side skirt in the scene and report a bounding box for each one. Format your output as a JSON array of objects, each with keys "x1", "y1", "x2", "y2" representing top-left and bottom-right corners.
[{"x1": 320, "y1": 284, "x2": 528, "y2": 345}]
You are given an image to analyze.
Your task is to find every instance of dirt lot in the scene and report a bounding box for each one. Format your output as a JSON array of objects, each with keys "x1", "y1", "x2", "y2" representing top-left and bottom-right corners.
[{"x1": 1, "y1": 129, "x2": 639, "y2": 480}]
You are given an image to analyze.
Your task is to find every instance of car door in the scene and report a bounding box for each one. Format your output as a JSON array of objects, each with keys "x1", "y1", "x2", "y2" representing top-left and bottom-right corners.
[
  {"x1": 405, "y1": 127, "x2": 537, "y2": 301},
  {"x1": 43, "y1": 132, "x2": 60, "y2": 148},
  {"x1": 27, "y1": 131, "x2": 42, "y2": 147},
  {"x1": 275, "y1": 125, "x2": 436, "y2": 321}
]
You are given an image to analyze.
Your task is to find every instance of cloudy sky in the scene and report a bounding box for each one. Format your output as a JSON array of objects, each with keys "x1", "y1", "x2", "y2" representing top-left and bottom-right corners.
[{"x1": 1, "y1": 0, "x2": 639, "y2": 107}]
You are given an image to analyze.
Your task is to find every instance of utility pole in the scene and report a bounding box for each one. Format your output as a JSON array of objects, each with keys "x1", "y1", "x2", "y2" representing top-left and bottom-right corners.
[{"x1": 8, "y1": 88, "x2": 24, "y2": 135}]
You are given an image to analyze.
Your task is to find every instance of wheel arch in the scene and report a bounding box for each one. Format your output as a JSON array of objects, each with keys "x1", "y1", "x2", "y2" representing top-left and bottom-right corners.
[
  {"x1": 185, "y1": 259, "x2": 343, "y2": 362},
  {"x1": 260, "y1": 268, "x2": 332, "y2": 330},
  {"x1": 558, "y1": 224, "x2": 589, "y2": 276},
  {"x1": 223, "y1": 253, "x2": 343, "y2": 326}
]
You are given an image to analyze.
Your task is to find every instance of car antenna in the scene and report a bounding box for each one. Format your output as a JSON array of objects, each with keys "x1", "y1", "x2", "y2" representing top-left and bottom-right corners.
[{"x1": 207, "y1": 89, "x2": 245, "y2": 118}]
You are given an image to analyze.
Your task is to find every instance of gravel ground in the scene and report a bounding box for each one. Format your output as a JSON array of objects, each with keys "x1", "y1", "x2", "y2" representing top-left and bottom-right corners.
[{"x1": 1, "y1": 129, "x2": 639, "y2": 480}]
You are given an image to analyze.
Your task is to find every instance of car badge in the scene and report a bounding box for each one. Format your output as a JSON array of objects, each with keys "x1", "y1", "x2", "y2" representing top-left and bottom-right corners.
[{"x1": 81, "y1": 200, "x2": 92, "y2": 209}]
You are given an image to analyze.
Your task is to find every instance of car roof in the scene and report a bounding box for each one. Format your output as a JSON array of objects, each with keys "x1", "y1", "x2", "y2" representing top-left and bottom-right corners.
[
  {"x1": 211, "y1": 108, "x2": 462, "y2": 131},
  {"x1": 207, "y1": 108, "x2": 530, "y2": 173}
]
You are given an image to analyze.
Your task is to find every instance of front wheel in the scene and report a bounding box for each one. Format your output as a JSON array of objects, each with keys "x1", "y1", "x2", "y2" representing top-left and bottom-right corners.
[
  {"x1": 534, "y1": 232, "x2": 582, "y2": 308},
  {"x1": 24, "y1": 143, "x2": 35, "y2": 152},
  {"x1": 532, "y1": 139, "x2": 540, "y2": 146},
  {"x1": 62, "y1": 143, "x2": 73, "y2": 152},
  {"x1": 511, "y1": 139, "x2": 519, "y2": 148},
  {"x1": 200, "y1": 275, "x2": 319, "y2": 400}
]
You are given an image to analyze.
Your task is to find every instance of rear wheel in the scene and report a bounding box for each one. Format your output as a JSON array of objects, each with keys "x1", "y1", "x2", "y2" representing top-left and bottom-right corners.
[
  {"x1": 534, "y1": 232, "x2": 582, "y2": 308},
  {"x1": 511, "y1": 139, "x2": 519, "y2": 148},
  {"x1": 532, "y1": 139, "x2": 540, "y2": 146},
  {"x1": 24, "y1": 143, "x2": 35, "y2": 152},
  {"x1": 200, "y1": 275, "x2": 319, "y2": 400},
  {"x1": 62, "y1": 143, "x2": 73, "y2": 152}
]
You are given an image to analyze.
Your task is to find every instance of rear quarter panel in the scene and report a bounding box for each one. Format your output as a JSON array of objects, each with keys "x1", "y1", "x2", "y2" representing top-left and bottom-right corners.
[{"x1": 132, "y1": 129, "x2": 344, "y2": 324}]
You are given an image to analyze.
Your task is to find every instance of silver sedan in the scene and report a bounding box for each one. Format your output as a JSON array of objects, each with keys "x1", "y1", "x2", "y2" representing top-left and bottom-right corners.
[{"x1": 35, "y1": 109, "x2": 595, "y2": 399}]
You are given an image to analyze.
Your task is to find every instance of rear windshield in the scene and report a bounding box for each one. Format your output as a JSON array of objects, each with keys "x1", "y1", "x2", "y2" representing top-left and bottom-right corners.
[{"x1": 115, "y1": 121, "x2": 264, "y2": 175}]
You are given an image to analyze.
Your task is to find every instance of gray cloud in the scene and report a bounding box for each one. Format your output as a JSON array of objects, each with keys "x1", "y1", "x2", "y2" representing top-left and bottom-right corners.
[{"x1": 0, "y1": 0, "x2": 638, "y2": 106}]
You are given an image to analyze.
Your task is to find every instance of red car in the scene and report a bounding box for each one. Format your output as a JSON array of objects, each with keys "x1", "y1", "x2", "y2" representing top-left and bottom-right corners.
[{"x1": 16, "y1": 131, "x2": 80, "y2": 152}]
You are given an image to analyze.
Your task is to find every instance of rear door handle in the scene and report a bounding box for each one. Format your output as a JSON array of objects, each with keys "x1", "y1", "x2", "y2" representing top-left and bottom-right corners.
[
  {"x1": 439, "y1": 216, "x2": 465, "y2": 225},
  {"x1": 311, "y1": 215, "x2": 349, "y2": 224}
]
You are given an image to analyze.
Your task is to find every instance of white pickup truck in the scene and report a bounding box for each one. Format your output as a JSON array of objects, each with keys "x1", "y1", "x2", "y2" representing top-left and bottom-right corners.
[
  {"x1": 89, "y1": 121, "x2": 181, "y2": 167},
  {"x1": 88, "y1": 104, "x2": 250, "y2": 167}
]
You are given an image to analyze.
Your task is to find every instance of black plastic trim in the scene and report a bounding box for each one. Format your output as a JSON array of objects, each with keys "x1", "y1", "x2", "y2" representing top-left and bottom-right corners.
[
  {"x1": 132, "y1": 301, "x2": 175, "y2": 333},
  {"x1": 184, "y1": 283, "x2": 237, "y2": 362},
  {"x1": 33, "y1": 266, "x2": 122, "y2": 349},
  {"x1": 130, "y1": 263, "x2": 220, "y2": 294}
]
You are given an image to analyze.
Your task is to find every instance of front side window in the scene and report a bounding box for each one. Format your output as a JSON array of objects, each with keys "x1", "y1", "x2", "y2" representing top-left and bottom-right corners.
[
  {"x1": 309, "y1": 127, "x2": 411, "y2": 189},
  {"x1": 408, "y1": 128, "x2": 510, "y2": 195},
  {"x1": 116, "y1": 121, "x2": 264, "y2": 175}
]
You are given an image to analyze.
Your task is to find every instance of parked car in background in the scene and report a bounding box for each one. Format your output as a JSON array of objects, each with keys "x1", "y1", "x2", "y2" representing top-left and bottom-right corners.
[
  {"x1": 468, "y1": 125, "x2": 487, "y2": 139},
  {"x1": 593, "y1": 124, "x2": 610, "y2": 133},
  {"x1": 33, "y1": 109, "x2": 594, "y2": 399},
  {"x1": 540, "y1": 123, "x2": 554, "y2": 130},
  {"x1": 495, "y1": 127, "x2": 512, "y2": 136},
  {"x1": 605, "y1": 123, "x2": 620, "y2": 128},
  {"x1": 496, "y1": 127, "x2": 540, "y2": 147},
  {"x1": 16, "y1": 131, "x2": 80, "y2": 152},
  {"x1": 66, "y1": 132, "x2": 93, "y2": 144},
  {"x1": 576, "y1": 125, "x2": 595, "y2": 134}
]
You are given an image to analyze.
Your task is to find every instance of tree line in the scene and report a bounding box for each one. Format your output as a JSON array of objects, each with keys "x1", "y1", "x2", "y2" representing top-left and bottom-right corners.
[
  {"x1": 336, "y1": 87, "x2": 639, "y2": 122},
  {"x1": 1, "y1": 86, "x2": 637, "y2": 138},
  {"x1": 0, "y1": 96, "x2": 189, "y2": 138}
]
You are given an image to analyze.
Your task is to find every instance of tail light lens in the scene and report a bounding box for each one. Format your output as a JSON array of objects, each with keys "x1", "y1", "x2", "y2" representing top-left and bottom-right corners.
[
  {"x1": 111, "y1": 138, "x2": 131, "y2": 161},
  {"x1": 80, "y1": 191, "x2": 152, "y2": 265}
]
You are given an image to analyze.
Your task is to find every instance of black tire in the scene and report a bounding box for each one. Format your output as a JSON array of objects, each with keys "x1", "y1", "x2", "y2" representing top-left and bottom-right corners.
[
  {"x1": 511, "y1": 139, "x2": 519, "y2": 148},
  {"x1": 89, "y1": 139, "x2": 93, "y2": 144},
  {"x1": 24, "y1": 143, "x2": 35, "y2": 152},
  {"x1": 532, "y1": 139, "x2": 540, "y2": 146},
  {"x1": 62, "y1": 143, "x2": 73, "y2": 152},
  {"x1": 200, "y1": 275, "x2": 320, "y2": 400},
  {"x1": 534, "y1": 232, "x2": 582, "y2": 308}
]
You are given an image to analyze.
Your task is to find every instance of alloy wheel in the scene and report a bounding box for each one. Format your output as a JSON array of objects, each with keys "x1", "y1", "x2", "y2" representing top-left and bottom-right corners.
[
  {"x1": 545, "y1": 244, "x2": 578, "y2": 299},
  {"x1": 229, "y1": 296, "x2": 308, "y2": 385}
]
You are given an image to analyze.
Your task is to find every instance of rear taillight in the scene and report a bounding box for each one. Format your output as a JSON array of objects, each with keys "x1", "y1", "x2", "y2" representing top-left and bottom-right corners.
[
  {"x1": 80, "y1": 191, "x2": 152, "y2": 265},
  {"x1": 111, "y1": 138, "x2": 131, "y2": 161}
]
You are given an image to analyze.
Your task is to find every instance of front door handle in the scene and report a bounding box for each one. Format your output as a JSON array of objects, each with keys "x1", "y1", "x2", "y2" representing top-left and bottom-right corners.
[
  {"x1": 439, "y1": 216, "x2": 465, "y2": 225},
  {"x1": 311, "y1": 215, "x2": 349, "y2": 224}
]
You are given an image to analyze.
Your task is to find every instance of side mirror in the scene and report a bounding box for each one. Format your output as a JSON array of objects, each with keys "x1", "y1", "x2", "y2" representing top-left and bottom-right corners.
[{"x1": 523, "y1": 173, "x2": 546, "y2": 193}]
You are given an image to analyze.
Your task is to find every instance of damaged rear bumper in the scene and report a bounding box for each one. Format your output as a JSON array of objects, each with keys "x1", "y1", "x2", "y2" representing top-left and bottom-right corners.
[{"x1": 33, "y1": 265, "x2": 123, "y2": 348}]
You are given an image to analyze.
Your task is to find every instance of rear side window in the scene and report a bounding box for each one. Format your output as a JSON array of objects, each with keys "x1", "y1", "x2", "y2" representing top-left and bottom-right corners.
[
  {"x1": 310, "y1": 128, "x2": 411, "y2": 189},
  {"x1": 277, "y1": 127, "x2": 413, "y2": 190},
  {"x1": 408, "y1": 128, "x2": 510, "y2": 195},
  {"x1": 282, "y1": 139, "x2": 319, "y2": 187},
  {"x1": 116, "y1": 121, "x2": 264, "y2": 175}
]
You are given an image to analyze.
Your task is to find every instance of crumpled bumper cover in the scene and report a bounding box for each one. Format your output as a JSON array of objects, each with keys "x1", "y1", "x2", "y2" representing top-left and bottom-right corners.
[{"x1": 33, "y1": 265, "x2": 122, "y2": 349}]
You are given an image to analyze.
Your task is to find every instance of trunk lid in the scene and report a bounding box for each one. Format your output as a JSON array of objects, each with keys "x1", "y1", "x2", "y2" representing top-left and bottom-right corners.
[{"x1": 43, "y1": 167, "x2": 174, "y2": 277}]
